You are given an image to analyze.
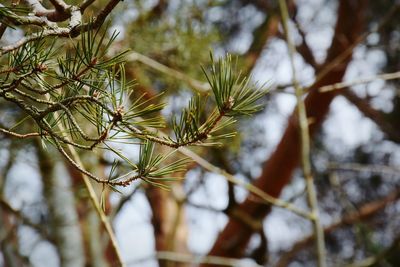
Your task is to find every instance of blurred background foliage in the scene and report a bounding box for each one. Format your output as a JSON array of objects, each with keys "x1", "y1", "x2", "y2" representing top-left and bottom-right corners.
[{"x1": 1, "y1": 0, "x2": 400, "y2": 267}]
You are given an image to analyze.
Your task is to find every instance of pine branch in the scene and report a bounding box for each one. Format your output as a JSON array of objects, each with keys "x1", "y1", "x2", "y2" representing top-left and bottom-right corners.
[{"x1": 1, "y1": 14, "x2": 269, "y2": 189}]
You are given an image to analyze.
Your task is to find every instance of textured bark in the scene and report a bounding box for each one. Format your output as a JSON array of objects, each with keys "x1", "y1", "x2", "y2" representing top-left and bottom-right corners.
[
  {"x1": 202, "y1": 0, "x2": 366, "y2": 265},
  {"x1": 37, "y1": 145, "x2": 85, "y2": 267}
]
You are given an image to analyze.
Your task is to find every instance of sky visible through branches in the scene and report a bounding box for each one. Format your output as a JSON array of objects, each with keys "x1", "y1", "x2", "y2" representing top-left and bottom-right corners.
[{"x1": 1, "y1": 1, "x2": 400, "y2": 267}]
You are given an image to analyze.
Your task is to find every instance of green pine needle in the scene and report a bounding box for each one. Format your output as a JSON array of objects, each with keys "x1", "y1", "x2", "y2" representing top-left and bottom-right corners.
[{"x1": 202, "y1": 53, "x2": 269, "y2": 117}]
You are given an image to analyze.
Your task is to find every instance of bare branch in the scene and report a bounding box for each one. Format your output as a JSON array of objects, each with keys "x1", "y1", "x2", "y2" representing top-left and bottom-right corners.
[
  {"x1": 126, "y1": 51, "x2": 210, "y2": 93},
  {"x1": 130, "y1": 251, "x2": 263, "y2": 267},
  {"x1": 177, "y1": 147, "x2": 311, "y2": 219},
  {"x1": 0, "y1": 127, "x2": 43, "y2": 138},
  {"x1": 320, "y1": 71, "x2": 400, "y2": 93},
  {"x1": 328, "y1": 162, "x2": 400, "y2": 176},
  {"x1": 0, "y1": 27, "x2": 71, "y2": 55},
  {"x1": 279, "y1": 0, "x2": 326, "y2": 265}
]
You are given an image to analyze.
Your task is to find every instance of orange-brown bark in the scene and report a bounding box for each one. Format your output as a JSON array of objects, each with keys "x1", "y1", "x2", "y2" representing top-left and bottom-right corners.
[
  {"x1": 202, "y1": 0, "x2": 366, "y2": 265},
  {"x1": 146, "y1": 182, "x2": 189, "y2": 267},
  {"x1": 146, "y1": 186, "x2": 169, "y2": 267}
]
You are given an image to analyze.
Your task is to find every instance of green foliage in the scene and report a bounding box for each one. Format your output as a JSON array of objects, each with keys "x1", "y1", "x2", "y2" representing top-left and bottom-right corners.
[
  {"x1": 136, "y1": 140, "x2": 188, "y2": 188},
  {"x1": 171, "y1": 94, "x2": 206, "y2": 145},
  {"x1": 124, "y1": 1, "x2": 220, "y2": 90},
  {"x1": 202, "y1": 54, "x2": 269, "y2": 116},
  {"x1": 0, "y1": 6, "x2": 29, "y2": 28},
  {"x1": 169, "y1": 94, "x2": 237, "y2": 147},
  {"x1": 0, "y1": 21, "x2": 269, "y2": 188}
]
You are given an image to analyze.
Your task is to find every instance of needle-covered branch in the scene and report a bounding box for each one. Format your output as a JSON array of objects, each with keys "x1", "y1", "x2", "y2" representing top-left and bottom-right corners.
[{"x1": 1, "y1": 23, "x2": 269, "y2": 188}]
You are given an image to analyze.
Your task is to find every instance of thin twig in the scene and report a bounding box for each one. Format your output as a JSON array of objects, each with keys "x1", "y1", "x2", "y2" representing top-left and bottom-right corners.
[
  {"x1": 0, "y1": 127, "x2": 43, "y2": 138},
  {"x1": 126, "y1": 51, "x2": 210, "y2": 93},
  {"x1": 128, "y1": 251, "x2": 263, "y2": 267},
  {"x1": 0, "y1": 27, "x2": 71, "y2": 56},
  {"x1": 306, "y1": 3, "x2": 399, "y2": 94},
  {"x1": 328, "y1": 162, "x2": 400, "y2": 176},
  {"x1": 278, "y1": 1, "x2": 326, "y2": 267},
  {"x1": 177, "y1": 147, "x2": 311, "y2": 219},
  {"x1": 41, "y1": 92, "x2": 126, "y2": 266},
  {"x1": 63, "y1": 143, "x2": 126, "y2": 267},
  {"x1": 319, "y1": 71, "x2": 400, "y2": 92}
]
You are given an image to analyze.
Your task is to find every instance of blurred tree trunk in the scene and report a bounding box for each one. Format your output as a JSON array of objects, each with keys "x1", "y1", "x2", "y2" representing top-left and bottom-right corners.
[
  {"x1": 87, "y1": 209, "x2": 109, "y2": 267},
  {"x1": 202, "y1": 0, "x2": 366, "y2": 265},
  {"x1": 66, "y1": 158, "x2": 111, "y2": 267},
  {"x1": 146, "y1": 181, "x2": 188, "y2": 267},
  {"x1": 37, "y1": 144, "x2": 85, "y2": 267}
]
